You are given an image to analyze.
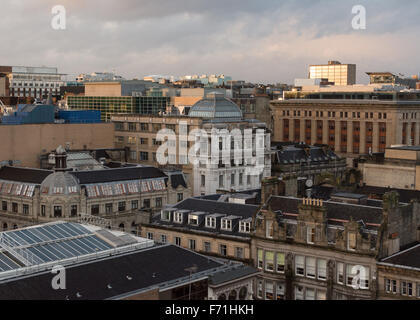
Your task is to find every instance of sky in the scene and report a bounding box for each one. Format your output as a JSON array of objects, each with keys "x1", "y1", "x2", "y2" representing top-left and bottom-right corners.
[{"x1": 1, "y1": 0, "x2": 419, "y2": 84}]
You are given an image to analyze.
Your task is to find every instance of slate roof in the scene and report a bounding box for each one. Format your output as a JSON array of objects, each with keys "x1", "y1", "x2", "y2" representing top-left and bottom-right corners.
[
  {"x1": 70, "y1": 166, "x2": 167, "y2": 184},
  {"x1": 0, "y1": 245, "x2": 224, "y2": 300},
  {"x1": 174, "y1": 198, "x2": 259, "y2": 218},
  {"x1": 381, "y1": 243, "x2": 420, "y2": 270},
  {"x1": 268, "y1": 196, "x2": 383, "y2": 226},
  {"x1": 0, "y1": 166, "x2": 52, "y2": 184},
  {"x1": 168, "y1": 173, "x2": 187, "y2": 189},
  {"x1": 273, "y1": 143, "x2": 341, "y2": 165},
  {"x1": 356, "y1": 185, "x2": 420, "y2": 203},
  {"x1": 209, "y1": 265, "x2": 259, "y2": 286}
]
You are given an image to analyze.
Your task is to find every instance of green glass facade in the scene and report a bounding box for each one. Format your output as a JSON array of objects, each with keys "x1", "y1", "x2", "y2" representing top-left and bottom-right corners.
[{"x1": 68, "y1": 96, "x2": 170, "y2": 121}]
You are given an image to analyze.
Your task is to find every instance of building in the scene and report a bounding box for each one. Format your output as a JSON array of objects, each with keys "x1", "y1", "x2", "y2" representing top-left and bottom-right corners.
[
  {"x1": 367, "y1": 72, "x2": 418, "y2": 89},
  {"x1": 270, "y1": 99, "x2": 420, "y2": 160},
  {"x1": 140, "y1": 194, "x2": 260, "y2": 263},
  {"x1": 309, "y1": 61, "x2": 356, "y2": 86},
  {"x1": 0, "y1": 122, "x2": 114, "y2": 168},
  {"x1": 0, "y1": 221, "x2": 257, "y2": 300},
  {"x1": 377, "y1": 244, "x2": 420, "y2": 300},
  {"x1": 359, "y1": 146, "x2": 420, "y2": 190},
  {"x1": 0, "y1": 66, "x2": 65, "y2": 100},
  {"x1": 76, "y1": 72, "x2": 125, "y2": 83},
  {"x1": 251, "y1": 187, "x2": 420, "y2": 300},
  {"x1": 113, "y1": 93, "x2": 272, "y2": 196},
  {"x1": 271, "y1": 142, "x2": 346, "y2": 197},
  {"x1": 0, "y1": 147, "x2": 190, "y2": 231}
]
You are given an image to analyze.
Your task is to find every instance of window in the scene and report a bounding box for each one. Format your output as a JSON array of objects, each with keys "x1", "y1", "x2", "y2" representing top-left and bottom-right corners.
[
  {"x1": 337, "y1": 262, "x2": 344, "y2": 284},
  {"x1": 201, "y1": 175, "x2": 205, "y2": 187},
  {"x1": 247, "y1": 175, "x2": 251, "y2": 185},
  {"x1": 221, "y1": 218, "x2": 232, "y2": 231},
  {"x1": 257, "y1": 249, "x2": 263, "y2": 269},
  {"x1": 401, "y1": 281, "x2": 413, "y2": 296},
  {"x1": 70, "y1": 205, "x2": 77, "y2": 217},
  {"x1": 140, "y1": 123, "x2": 149, "y2": 131},
  {"x1": 295, "y1": 255, "x2": 305, "y2": 276},
  {"x1": 53, "y1": 206, "x2": 62, "y2": 217},
  {"x1": 23, "y1": 204, "x2": 29, "y2": 215},
  {"x1": 295, "y1": 286, "x2": 304, "y2": 300},
  {"x1": 41, "y1": 205, "x2": 46, "y2": 217},
  {"x1": 306, "y1": 288, "x2": 315, "y2": 300},
  {"x1": 306, "y1": 257, "x2": 316, "y2": 278},
  {"x1": 347, "y1": 232, "x2": 356, "y2": 250},
  {"x1": 307, "y1": 226, "x2": 315, "y2": 244},
  {"x1": 91, "y1": 204, "x2": 99, "y2": 215},
  {"x1": 317, "y1": 290, "x2": 327, "y2": 300},
  {"x1": 204, "y1": 241, "x2": 211, "y2": 252},
  {"x1": 360, "y1": 267, "x2": 370, "y2": 289},
  {"x1": 219, "y1": 175, "x2": 224, "y2": 188},
  {"x1": 177, "y1": 193, "x2": 183, "y2": 202},
  {"x1": 239, "y1": 221, "x2": 251, "y2": 233},
  {"x1": 189, "y1": 214, "x2": 199, "y2": 225},
  {"x1": 129, "y1": 151, "x2": 137, "y2": 160},
  {"x1": 276, "y1": 283, "x2": 285, "y2": 300},
  {"x1": 231, "y1": 173, "x2": 235, "y2": 186},
  {"x1": 205, "y1": 216, "x2": 216, "y2": 228},
  {"x1": 386, "y1": 279, "x2": 397, "y2": 294},
  {"x1": 160, "y1": 234, "x2": 167, "y2": 244},
  {"x1": 219, "y1": 244, "x2": 227, "y2": 256},
  {"x1": 257, "y1": 280, "x2": 263, "y2": 299},
  {"x1": 147, "y1": 232, "x2": 154, "y2": 240},
  {"x1": 318, "y1": 259, "x2": 327, "y2": 281},
  {"x1": 276, "y1": 253, "x2": 285, "y2": 273},
  {"x1": 143, "y1": 199, "x2": 150, "y2": 208},
  {"x1": 155, "y1": 197, "x2": 162, "y2": 208},
  {"x1": 265, "y1": 251, "x2": 274, "y2": 271},
  {"x1": 265, "y1": 281, "x2": 274, "y2": 300},
  {"x1": 235, "y1": 247, "x2": 244, "y2": 259},
  {"x1": 266, "y1": 220, "x2": 273, "y2": 239},
  {"x1": 175, "y1": 237, "x2": 181, "y2": 246},
  {"x1": 105, "y1": 203, "x2": 113, "y2": 214},
  {"x1": 12, "y1": 203, "x2": 18, "y2": 213},
  {"x1": 118, "y1": 202, "x2": 126, "y2": 212},
  {"x1": 239, "y1": 173, "x2": 243, "y2": 185},
  {"x1": 346, "y1": 264, "x2": 356, "y2": 286},
  {"x1": 2, "y1": 201, "x2": 7, "y2": 211},
  {"x1": 140, "y1": 152, "x2": 149, "y2": 161},
  {"x1": 189, "y1": 239, "x2": 196, "y2": 250},
  {"x1": 417, "y1": 283, "x2": 420, "y2": 298},
  {"x1": 174, "y1": 212, "x2": 183, "y2": 223},
  {"x1": 131, "y1": 200, "x2": 138, "y2": 210}
]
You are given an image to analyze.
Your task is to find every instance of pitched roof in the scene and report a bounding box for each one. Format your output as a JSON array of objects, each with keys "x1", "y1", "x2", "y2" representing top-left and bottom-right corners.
[
  {"x1": 209, "y1": 265, "x2": 259, "y2": 286},
  {"x1": 356, "y1": 185, "x2": 420, "y2": 203},
  {"x1": 381, "y1": 243, "x2": 420, "y2": 270},
  {"x1": 174, "y1": 198, "x2": 259, "y2": 218},
  {"x1": 70, "y1": 166, "x2": 167, "y2": 184},
  {"x1": 0, "y1": 245, "x2": 223, "y2": 300},
  {"x1": 0, "y1": 166, "x2": 52, "y2": 184}
]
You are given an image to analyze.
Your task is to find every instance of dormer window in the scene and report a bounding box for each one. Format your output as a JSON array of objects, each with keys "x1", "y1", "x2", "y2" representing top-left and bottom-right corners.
[
  {"x1": 221, "y1": 218, "x2": 232, "y2": 231},
  {"x1": 174, "y1": 211, "x2": 183, "y2": 224},
  {"x1": 239, "y1": 221, "x2": 251, "y2": 233},
  {"x1": 347, "y1": 232, "x2": 356, "y2": 251},
  {"x1": 205, "y1": 217, "x2": 216, "y2": 228},
  {"x1": 188, "y1": 214, "x2": 199, "y2": 226},
  {"x1": 161, "y1": 210, "x2": 171, "y2": 222},
  {"x1": 307, "y1": 226, "x2": 315, "y2": 244}
]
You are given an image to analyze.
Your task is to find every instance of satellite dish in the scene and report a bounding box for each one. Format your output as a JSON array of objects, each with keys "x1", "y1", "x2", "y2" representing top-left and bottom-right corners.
[{"x1": 306, "y1": 179, "x2": 313, "y2": 188}]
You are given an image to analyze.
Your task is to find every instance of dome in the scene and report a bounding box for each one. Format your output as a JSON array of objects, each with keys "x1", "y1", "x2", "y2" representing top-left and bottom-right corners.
[
  {"x1": 40, "y1": 172, "x2": 80, "y2": 195},
  {"x1": 189, "y1": 92, "x2": 243, "y2": 120}
]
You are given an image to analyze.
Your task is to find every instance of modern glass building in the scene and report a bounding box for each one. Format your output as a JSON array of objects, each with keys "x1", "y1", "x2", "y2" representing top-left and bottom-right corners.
[
  {"x1": 309, "y1": 61, "x2": 356, "y2": 86},
  {"x1": 67, "y1": 96, "x2": 170, "y2": 121}
]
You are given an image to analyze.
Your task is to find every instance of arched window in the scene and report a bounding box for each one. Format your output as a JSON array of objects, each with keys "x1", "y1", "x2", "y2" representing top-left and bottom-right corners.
[
  {"x1": 239, "y1": 286, "x2": 248, "y2": 300},
  {"x1": 228, "y1": 290, "x2": 237, "y2": 300},
  {"x1": 131, "y1": 222, "x2": 137, "y2": 234},
  {"x1": 13, "y1": 224, "x2": 18, "y2": 229},
  {"x1": 2, "y1": 223, "x2": 7, "y2": 231},
  {"x1": 217, "y1": 293, "x2": 226, "y2": 300},
  {"x1": 119, "y1": 223, "x2": 125, "y2": 231}
]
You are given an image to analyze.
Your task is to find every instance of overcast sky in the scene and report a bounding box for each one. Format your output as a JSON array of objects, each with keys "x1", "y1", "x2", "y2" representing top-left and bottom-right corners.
[{"x1": 1, "y1": 0, "x2": 419, "y2": 84}]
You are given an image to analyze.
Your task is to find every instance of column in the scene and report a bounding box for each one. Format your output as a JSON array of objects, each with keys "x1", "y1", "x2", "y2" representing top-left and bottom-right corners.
[
  {"x1": 407, "y1": 123, "x2": 412, "y2": 146},
  {"x1": 360, "y1": 121, "x2": 366, "y2": 154},
  {"x1": 372, "y1": 122, "x2": 379, "y2": 153},
  {"x1": 277, "y1": 117, "x2": 284, "y2": 141},
  {"x1": 322, "y1": 119, "x2": 328, "y2": 145},
  {"x1": 395, "y1": 117, "x2": 403, "y2": 145},
  {"x1": 335, "y1": 120, "x2": 341, "y2": 152},
  {"x1": 415, "y1": 122, "x2": 420, "y2": 146},
  {"x1": 311, "y1": 120, "x2": 317, "y2": 145},
  {"x1": 347, "y1": 121, "x2": 353, "y2": 154},
  {"x1": 300, "y1": 120, "x2": 305, "y2": 143},
  {"x1": 289, "y1": 119, "x2": 295, "y2": 142}
]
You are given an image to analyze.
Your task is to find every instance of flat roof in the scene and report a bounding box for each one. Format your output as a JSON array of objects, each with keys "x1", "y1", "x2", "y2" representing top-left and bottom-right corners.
[{"x1": 271, "y1": 99, "x2": 420, "y2": 105}]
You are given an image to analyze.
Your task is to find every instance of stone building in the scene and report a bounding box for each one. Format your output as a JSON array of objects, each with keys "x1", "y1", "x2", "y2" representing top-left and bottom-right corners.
[
  {"x1": 270, "y1": 99, "x2": 420, "y2": 162},
  {"x1": 251, "y1": 187, "x2": 420, "y2": 300},
  {"x1": 0, "y1": 147, "x2": 190, "y2": 231},
  {"x1": 139, "y1": 193, "x2": 260, "y2": 264}
]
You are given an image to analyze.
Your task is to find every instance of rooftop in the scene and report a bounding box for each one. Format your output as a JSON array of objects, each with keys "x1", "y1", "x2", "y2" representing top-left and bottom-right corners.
[{"x1": 380, "y1": 243, "x2": 420, "y2": 270}]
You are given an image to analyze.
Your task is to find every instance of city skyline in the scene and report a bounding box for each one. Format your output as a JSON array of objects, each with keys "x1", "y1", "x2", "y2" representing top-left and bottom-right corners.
[{"x1": 1, "y1": 0, "x2": 420, "y2": 84}]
